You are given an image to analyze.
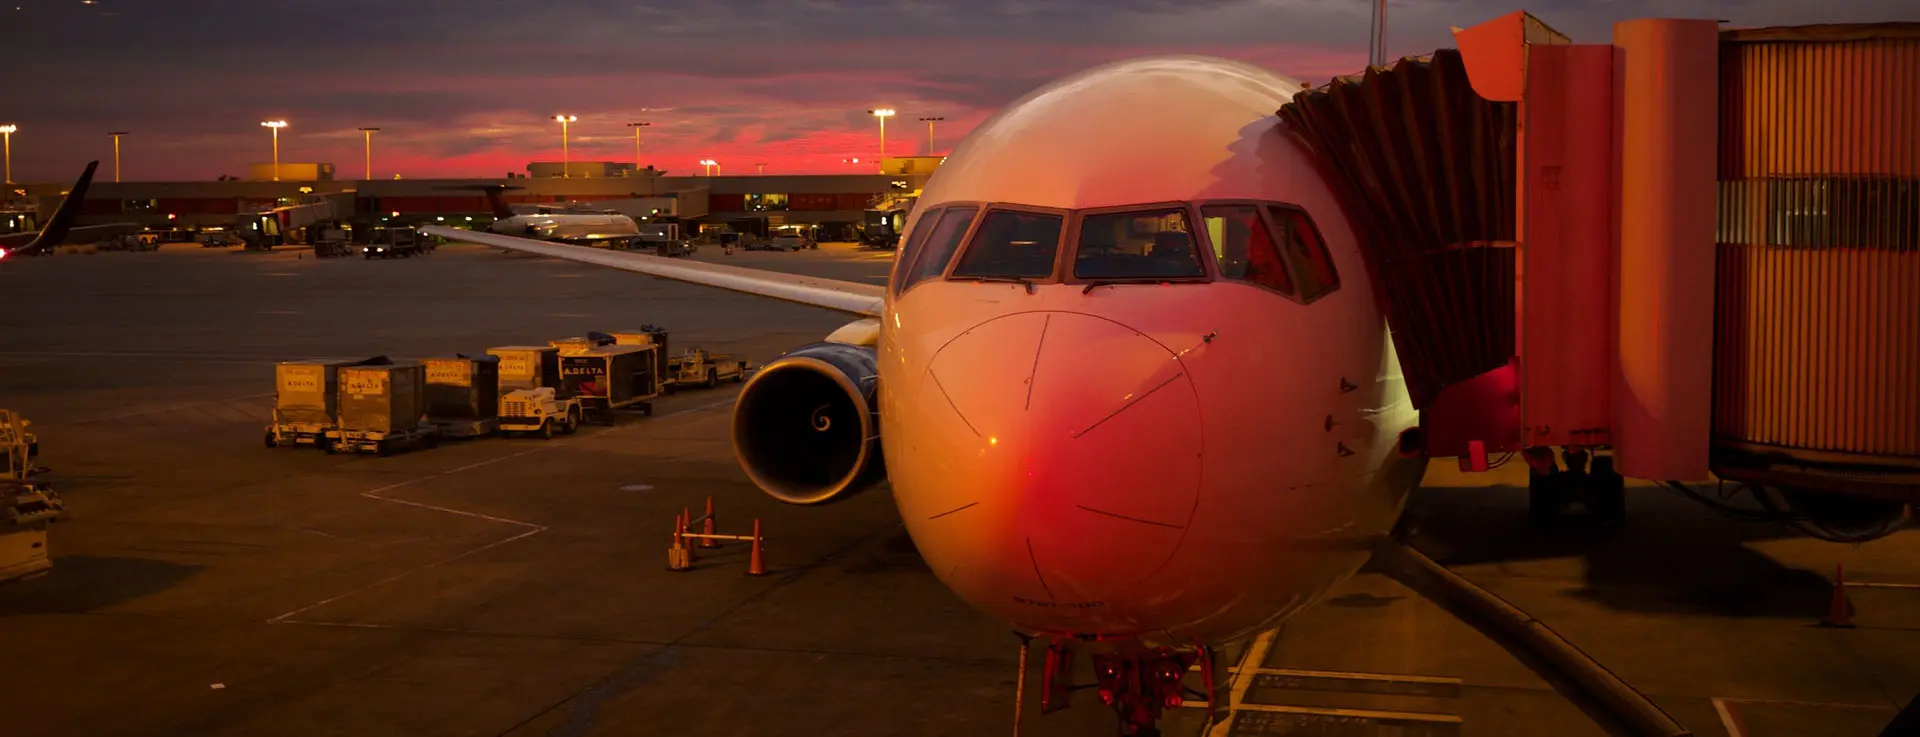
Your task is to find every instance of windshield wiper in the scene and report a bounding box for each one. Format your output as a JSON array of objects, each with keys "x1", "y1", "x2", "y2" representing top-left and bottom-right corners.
[
  {"x1": 1081, "y1": 278, "x2": 1178, "y2": 294},
  {"x1": 955, "y1": 276, "x2": 1037, "y2": 294}
]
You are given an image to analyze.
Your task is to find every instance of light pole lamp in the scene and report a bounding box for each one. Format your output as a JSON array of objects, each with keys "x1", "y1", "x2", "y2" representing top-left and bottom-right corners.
[
  {"x1": 260, "y1": 121, "x2": 288, "y2": 181},
  {"x1": 919, "y1": 117, "x2": 944, "y2": 154},
  {"x1": 108, "y1": 131, "x2": 129, "y2": 182},
  {"x1": 699, "y1": 159, "x2": 719, "y2": 176},
  {"x1": 1, "y1": 124, "x2": 17, "y2": 184},
  {"x1": 868, "y1": 109, "x2": 895, "y2": 173},
  {"x1": 626, "y1": 122, "x2": 650, "y2": 174},
  {"x1": 756, "y1": 162, "x2": 767, "y2": 175},
  {"x1": 357, "y1": 127, "x2": 380, "y2": 181},
  {"x1": 554, "y1": 114, "x2": 578, "y2": 178}
]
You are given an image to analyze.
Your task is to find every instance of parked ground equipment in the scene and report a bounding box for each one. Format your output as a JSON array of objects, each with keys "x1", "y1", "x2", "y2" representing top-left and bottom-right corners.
[
  {"x1": 612, "y1": 325, "x2": 673, "y2": 379},
  {"x1": 550, "y1": 332, "x2": 616, "y2": 356},
  {"x1": 363, "y1": 227, "x2": 427, "y2": 259},
  {"x1": 489, "y1": 345, "x2": 582, "y2": 439},
  {"x1": 562, "y1": 343, "x2": 662, "y2": 421},
  {"x1": 2, "y1": 478, "x2": 66, "y2": 582},
  {"x1": 424, "y1": 355, "x2": 501, "y2": 439},
  {"x1": 324, "y1": 362, "x2": 439, "y2": 455},
  {"x1": 1, "y1": 410, "x2": 43, "y2": 481},
  {"x1": 267, "y1": 357, "x2": 391, "y2": 449},
  {"x1": 668, "y1": 347, "x2": 748, "y2": 390}
]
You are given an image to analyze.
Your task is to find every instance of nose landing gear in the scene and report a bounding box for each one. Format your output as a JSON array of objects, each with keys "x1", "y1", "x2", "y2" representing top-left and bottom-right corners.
[
  {"x1": 1017, "y1": 634, "x2": 1223, "y2": 737},
  {"x1": 1525, "y1": 446, "x2": 1627, "y2": 526}
]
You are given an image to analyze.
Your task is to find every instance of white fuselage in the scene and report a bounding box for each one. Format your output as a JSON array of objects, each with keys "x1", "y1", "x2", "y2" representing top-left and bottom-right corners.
[
  {"x1": 490, "y1": 212, "x2": 640, "y2": 242},
  {"x1": 873, "y1": 56, "x2": 1426, "y2": 646}
]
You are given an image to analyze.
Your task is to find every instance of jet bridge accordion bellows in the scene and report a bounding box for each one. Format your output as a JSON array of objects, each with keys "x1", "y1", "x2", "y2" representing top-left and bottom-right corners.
[
  {"x1": 1710, "y1": 25, "x2": 1920, "y2": 492},
  {"x1": 1277, "y1": 49, "x2": 1518, "y2": 410}
]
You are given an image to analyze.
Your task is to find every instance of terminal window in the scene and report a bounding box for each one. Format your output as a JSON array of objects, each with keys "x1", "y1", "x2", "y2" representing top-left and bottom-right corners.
[{"x1": 746, "y1": 194, "x2": 790, "y2": 212}]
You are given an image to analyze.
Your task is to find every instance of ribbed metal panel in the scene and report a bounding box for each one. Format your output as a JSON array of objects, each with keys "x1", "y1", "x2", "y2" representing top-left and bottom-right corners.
[
  {"x1": 1277, "y1": 50, "x2": 1518, "y2": 410},
  {"x1": 1714, "y1": 25, "x2": 1920, "y2": 472}
]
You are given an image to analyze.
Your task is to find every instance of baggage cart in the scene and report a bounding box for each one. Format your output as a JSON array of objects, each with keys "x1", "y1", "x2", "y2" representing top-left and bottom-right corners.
[
  {"x1": 267, "y1": 357, "x2": 390, "y2": 449},
  {"x1": 424, "y1": 355, "x2": 501, "y2": 439},
  {"x1": 561, "y1": 344, "x2": 663, "y2": 421},
  {"x1": 324, "y1": 362, "x2": 439, "y2": 456}
]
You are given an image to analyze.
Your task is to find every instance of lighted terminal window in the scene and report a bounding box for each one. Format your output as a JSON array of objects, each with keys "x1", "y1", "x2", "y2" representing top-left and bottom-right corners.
[
  {"x1": 896, "y1": 206, "x2": 979, "y2": 295},
  {"x1": 1201, "y1": 204, "x2": 1292, "y2": 296},
  {"x1": 1074, "y1": 208, "x2": 1205, "y2": 280},
  {"x1": 950, "y1": 209, "x2": 1064, "y2": 280}
]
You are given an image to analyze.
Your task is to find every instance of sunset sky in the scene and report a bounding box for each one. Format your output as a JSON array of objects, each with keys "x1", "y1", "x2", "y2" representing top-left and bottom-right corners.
[{"x1": 4, "y1": 0, "x2": 1908, "y2": 182}]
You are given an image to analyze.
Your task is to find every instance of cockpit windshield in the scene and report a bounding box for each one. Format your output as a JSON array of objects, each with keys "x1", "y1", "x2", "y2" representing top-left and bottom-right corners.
[
  {"x1": 1074, "y1": 208, "x2": 1204, "y2": 280},
  {"x1": 949, "y1": 210, "x2": 1064, "y2": 280}
]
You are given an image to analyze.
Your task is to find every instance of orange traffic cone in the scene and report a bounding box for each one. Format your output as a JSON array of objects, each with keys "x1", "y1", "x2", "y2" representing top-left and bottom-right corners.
[
  {"x1": 1822, "y1": 562, "x2": 1855, "y2": 628},
  {"x1": 668, "y1": 515, "x2": 691, "y2": 572},
  {"x1": 746, "y1": 518, "x2": 767, "y2": 577},
  {"x1": 701, "y1": 496, "x2": 719, "y2": 549}
]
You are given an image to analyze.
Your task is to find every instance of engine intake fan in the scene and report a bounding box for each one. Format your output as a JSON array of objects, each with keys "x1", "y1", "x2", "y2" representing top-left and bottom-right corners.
[{"x1": 732, "y1": 342, "x2": 884, "y2": 504}]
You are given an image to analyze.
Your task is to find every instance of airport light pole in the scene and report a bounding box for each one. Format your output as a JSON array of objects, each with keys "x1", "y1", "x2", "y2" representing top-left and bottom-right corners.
[
  {"x1": 699, "y1": 159, "x2": 719, "y2": 176},
  {"x1": 756, "y1": 162, "x2": 766, "y2": 175},
  {"x1": 868, "y1": 108, "x2": 894, "y2": 173},
  {"x1": 554, "y1": 114, "x2": 578, "y2": 178},
  {"x1": 261, "y1": 120, "x2": 287, "y2": 182},
  {"x1": 626, "y1": 122, "x2": 650, "y2": 173},
  {"x1": 358, "y1": 127, "x2": 380, "y2": 181},
  {"x1": 1, "y1": 125, "x2": 16, "y2": 184},
  {"x1": 919, "y1": 116, "x2": 943, "y2": 154},
  {"x1": 108, "y1": 131, "x2": 129, "y2": 182}
]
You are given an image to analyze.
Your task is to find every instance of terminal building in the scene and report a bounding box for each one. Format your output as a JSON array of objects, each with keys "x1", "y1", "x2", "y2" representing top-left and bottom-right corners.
[{"x1": 10, "y1": 156, "x2": 940, "y2": 243}]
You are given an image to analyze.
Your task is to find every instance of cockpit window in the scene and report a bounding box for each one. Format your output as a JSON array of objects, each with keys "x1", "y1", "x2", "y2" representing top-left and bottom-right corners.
[
  {"x1": 1265, "y1": 205, "x2": 1340, "y2": 302},
  {"x1": 897, "y1": 206, "x2": 979, "y2": 294},
  {"x1": 890, "y1": 206, "x2": 944, "y2": 292},
  {"x1": 1201, "y1": 204, "x2": 1293, "y2": 296},
  {"x1": 1073, "y1": 208, "x2": 1205, "y2": 280},
  {"x1": 950, "y1": 209, "x2": 1064, "y2": 280}
]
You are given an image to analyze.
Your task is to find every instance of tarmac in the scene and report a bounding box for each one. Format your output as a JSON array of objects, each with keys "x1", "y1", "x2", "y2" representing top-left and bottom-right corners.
[{"x1": 0, "y1": 240, "x2": 1912, "y2": 737}]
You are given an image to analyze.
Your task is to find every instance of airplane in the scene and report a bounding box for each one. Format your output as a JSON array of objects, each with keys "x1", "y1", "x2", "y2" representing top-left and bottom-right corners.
[
  {"x1": 425, "y1": 55, "x2": 1427, "y2": 736},
  {"x1": 444, "y1": 184, "x2": 643, "y2": 244},
  {"x1": 0, "y1": 161, "x2": 137, "y2": 261}
]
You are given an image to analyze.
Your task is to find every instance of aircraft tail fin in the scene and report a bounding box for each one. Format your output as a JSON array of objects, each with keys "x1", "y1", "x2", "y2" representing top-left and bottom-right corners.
[
  {"x1": 3, "y1": 161, "x2": 100, "y2": 258},
  {"x1": 436, "y1": 184, "x2": 523, "y2": 220}
]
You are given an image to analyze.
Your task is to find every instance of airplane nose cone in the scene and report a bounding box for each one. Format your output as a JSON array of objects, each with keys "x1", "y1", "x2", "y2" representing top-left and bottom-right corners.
[{"x1": 905, "y1": 311, "x2": 1202, "y2": 629}]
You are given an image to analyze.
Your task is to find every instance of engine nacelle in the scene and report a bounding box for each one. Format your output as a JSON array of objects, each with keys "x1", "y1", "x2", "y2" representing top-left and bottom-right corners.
[{"x1": 732, "y1": 341, "x2": 884, "y2": 505}]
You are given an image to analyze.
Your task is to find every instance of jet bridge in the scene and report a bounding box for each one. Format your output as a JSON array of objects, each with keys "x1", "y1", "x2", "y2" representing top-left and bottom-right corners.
[{"x1": 1279, "y1": 12, "x2": 1920, "y2": 540}]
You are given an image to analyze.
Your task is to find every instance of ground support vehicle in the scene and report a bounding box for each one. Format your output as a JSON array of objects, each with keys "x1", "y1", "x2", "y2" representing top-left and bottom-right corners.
[
  {"x1": 497, "y1": 387, "x2": 583, "y2": 439},
  {"x1": 667, "y1": 347, "x2": 748, "y2": 391}
]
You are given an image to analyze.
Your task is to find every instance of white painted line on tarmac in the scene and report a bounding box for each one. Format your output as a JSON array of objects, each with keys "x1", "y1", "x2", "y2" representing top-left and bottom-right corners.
[
  {"x1": 1714, "y1": 698, "x2": 1745, "y2": 737},
  {"x1": 1237, "y1": 667, "x2": 1463, "y2": 685},
  {"x1": 73, "y1": 393, "x2": 276, "y2": 424},
  {"x1": 1849, "y1": 581, "x2": 1920, "y2": 590},
  {"x1": 1201, "y1": 629, "x2": 1276, "y2": 737},
  {"x1": 269, "y1": 395, "x2": 737, "y2": 625}
]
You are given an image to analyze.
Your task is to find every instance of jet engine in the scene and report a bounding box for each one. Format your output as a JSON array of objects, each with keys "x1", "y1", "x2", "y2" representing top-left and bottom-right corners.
[{"x1": 731, "y1": 341, "x2": 884, "y2": 505}]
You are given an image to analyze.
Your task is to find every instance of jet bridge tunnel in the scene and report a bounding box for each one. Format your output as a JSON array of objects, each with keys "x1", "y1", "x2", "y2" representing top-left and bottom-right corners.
[{"x1": 1277, "y1": 12, "x2": 1919, "y2": 539}]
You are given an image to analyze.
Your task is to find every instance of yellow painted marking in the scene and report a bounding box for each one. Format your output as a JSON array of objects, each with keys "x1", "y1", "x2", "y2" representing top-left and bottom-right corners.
[
  {"x1": 1234, "y1": 703, "x2": 1463, "y2": 723},
  {"x1": 1238, "y1": 667, "x2": 1463, "y2": 685}
]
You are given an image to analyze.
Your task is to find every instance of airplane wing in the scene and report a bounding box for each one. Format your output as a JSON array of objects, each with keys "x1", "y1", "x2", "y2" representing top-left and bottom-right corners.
[
  {"x1": 0, "y1": 222, "x2": 141, "y2": 249},
  {"x1": 418, "y1": 226, "x2": 885, "y2": 318}
]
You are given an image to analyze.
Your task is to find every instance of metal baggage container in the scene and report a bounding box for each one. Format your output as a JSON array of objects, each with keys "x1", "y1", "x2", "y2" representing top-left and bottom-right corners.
[
  {"x1": 424, "y1": 355, "x2": 500, "y2": 421},
  {"x1": 488, "y1": 346, "x2": 560, "y2": 392},
  {"x1": 274, "y1": 358, "x2": 362, "y2": 425},
  {"x1": 612, "y1": 326, "x2": 672, "y2": 379},
  {"x1": 338, "y1": 363, "x2": 427, "y2": 433},
  {"x1": 550, "y1": 332, "x2": 615, "y2": 356}
]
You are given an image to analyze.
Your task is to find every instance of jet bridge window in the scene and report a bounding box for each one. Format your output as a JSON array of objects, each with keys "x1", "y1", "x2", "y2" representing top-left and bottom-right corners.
[
  {"x1": 1073, "y1": 208, "x2": 1205, "y2": 280},
  {"x1": 1201, "y1": 204, "x2": 1292, "y2": 296},
  {"x1": 1266, "y1": 205, "x2": 1340, "y2": 302},
  {"x1": 950, "y1": 209, "x2": 1064, "y2": 281},
  {"x1": 896, "y1": 206, "x2": 979, "y2": 295}
]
